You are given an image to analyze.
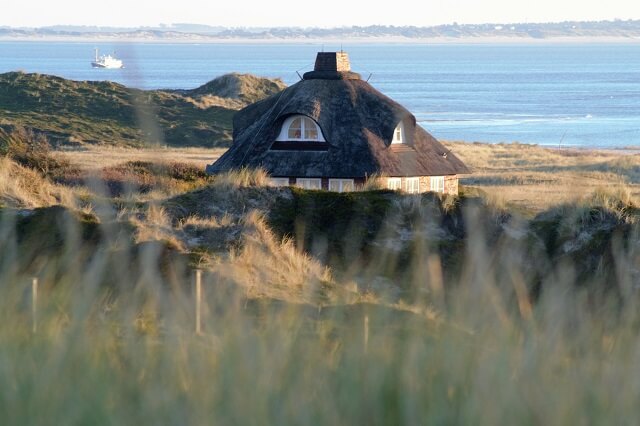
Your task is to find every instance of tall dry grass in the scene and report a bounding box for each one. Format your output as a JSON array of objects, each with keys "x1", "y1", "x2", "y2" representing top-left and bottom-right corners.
[
  {"x1": 1, "y1": 172, "x2": 640, "y2": 424},
  {"x1": 0, "y1": 157, "x2": 74, "y2": 208},
  {"x1": 210, "y1": 167, "x2": 270, "y2": 189},
  {"x1": 446, "y1": 141, "x2": 640, "y2": 210},
  {"x1": 2, "y1": 131, "x2": 640, "y2": 423}
]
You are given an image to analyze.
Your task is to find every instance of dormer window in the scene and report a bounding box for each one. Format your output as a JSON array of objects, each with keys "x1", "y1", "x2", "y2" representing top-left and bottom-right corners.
[
  {"x1": 392, "y1": 122, "x2": 404, "y2": 144},
  {"x1": 276, "y1": 115, "x2": 326, "y2": 142}
]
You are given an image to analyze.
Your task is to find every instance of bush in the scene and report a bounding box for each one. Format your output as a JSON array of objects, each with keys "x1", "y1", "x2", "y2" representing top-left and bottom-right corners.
[
  {"x1": 99, "y1": 161, "x2": 212, "y2": 196},
  {"x1": 165, "y1": 162, "x2": 209, "y2": 182},
  {"x1": 0, "y1": 127, "x2": 73, "y2": 178}
]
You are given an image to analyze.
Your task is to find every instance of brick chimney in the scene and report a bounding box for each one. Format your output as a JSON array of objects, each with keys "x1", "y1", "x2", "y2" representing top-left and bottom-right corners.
[
  {"x1": 303, "y1": 51, "x2": 360, "y2": 80},
  {"x1": 314, "y1": 52, "x2": 351, "y2": 72}
]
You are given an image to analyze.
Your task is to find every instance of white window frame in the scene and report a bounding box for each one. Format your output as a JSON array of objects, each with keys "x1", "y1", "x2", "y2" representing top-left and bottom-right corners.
[
  {"x1": 430, "y1": 176, "x2": 445, "y2": 193},
  {"x1": 391, "y1": 122, "x2": 404, "y2": 144},
  {"x1": 268, "y1": 177, "x2": 290, "y2": 187},
  {"x1": 329, "y1": 179, "x2": 355, "y2": 193},
  {"x1": 387, "y1": 177, "x2": 402, "y2": 190},
  {"x1": 276, "y1": 115, "x2": 326, "y2": 142},
  {"x1": 295, "y1": 178, "x2": 322, "y2": 190},
  {"x1": 406, "y1": 177, "x2": 420, "y2": 194}
]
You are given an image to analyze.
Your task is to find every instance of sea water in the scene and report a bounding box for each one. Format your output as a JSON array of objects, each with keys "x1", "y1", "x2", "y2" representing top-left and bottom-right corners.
[{"x1": 0, "y1": 41, "x2": 638, "y2": 148}]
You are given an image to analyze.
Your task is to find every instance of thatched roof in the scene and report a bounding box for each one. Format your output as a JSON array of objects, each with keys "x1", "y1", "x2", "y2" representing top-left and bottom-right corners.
[{"x1": 207, "y1": 54, "x2": 469, "y2": 178}]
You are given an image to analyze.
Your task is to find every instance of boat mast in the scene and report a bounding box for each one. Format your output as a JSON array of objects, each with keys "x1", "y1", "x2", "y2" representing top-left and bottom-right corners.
[{"x1": 94, "y1": 48, "x2": 98, "y2": 62}]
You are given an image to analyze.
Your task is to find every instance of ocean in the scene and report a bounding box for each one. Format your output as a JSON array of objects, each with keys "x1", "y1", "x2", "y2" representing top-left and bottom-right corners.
[{"x1": 0, "y1": 41, "x2": 638, "y2": 148}]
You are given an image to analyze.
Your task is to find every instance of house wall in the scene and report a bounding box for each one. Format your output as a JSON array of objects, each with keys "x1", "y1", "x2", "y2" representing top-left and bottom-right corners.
[
  {"x1": 275, "y1": 176, "x2": 459, "y2": 195},
  {"x1": 444, "y1": 175, "x2": 459, "y2": 195},
  {"x1": 283, "y1": 177, "x2": 366, "y2": 190},
  {"x1": 372, "y1": 175, "x2": 459, "y2": 195}
]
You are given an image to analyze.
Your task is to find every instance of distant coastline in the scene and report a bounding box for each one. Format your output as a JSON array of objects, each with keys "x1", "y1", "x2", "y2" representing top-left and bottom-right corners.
[
  {"x1": 1, "y1": 19, "x2": 639, "y2": 44},
  {"x1": 1, "y1": 35, "x2": 639, "y2": 44}
]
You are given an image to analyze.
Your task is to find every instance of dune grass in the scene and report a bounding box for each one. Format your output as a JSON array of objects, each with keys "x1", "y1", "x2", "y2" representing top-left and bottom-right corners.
[
  {"x1": 54, "y1": 140, "x2": 640, "y2": 212},
  {"x1": 2, "y1": 188, "x2": 640, "y2": 424},
  {"x1": 0, "y1": 71, "x2": 287, "y2": 148},
  {"x1": 3, "y1": 133, "x2": 640, "y2": 423},
  {"x1": 446, "y1": 141, "x2": 640, "y2": 211},
  {"x1": 0, "y1": 157, "x2": 75, "y2": 209}
]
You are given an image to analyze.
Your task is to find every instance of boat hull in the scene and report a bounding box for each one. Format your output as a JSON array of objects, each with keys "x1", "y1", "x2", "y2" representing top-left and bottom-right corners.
[{"x1": 92, "y1": 62, "x2": 123, "y2": 69}]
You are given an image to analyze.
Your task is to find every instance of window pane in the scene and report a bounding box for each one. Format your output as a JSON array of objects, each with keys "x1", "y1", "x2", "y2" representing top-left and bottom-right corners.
[
  {"x1": 305, "y1": 126, "x2": 318, "y2": 140},
  {"x1": 269, "y1": 178, "x2": 289, "y2": 187},
  {"x1": 331, "y1": 179, "x2": 354, "y2": 192},
  {"x1": 288, "y1": 118, "x2": 302, "y2": 139},
  {"x1": 297, "y1": 178, "x2": 321, "y2": 190},
  {"x1": 392, "y1": 125, "x2": 403, "y2": 144},
  {"x1": 302, "y1": 117, "x2": 315, "y2": 129},
  {"x1": 342, "y1": 180, "x2": 354, "y2": 192},
  {"x1": 303, "y1": 117, "x2": 318, "y2": 140},
  {"x1": 406, "y1": 178, "x2": 419, "y2": 193},
  {"x1": 430, "y1": 176, "x2": 444, "y2": 193},
  {"x1": 388, "y1": 178, "x2": 401, "y2": 190}
]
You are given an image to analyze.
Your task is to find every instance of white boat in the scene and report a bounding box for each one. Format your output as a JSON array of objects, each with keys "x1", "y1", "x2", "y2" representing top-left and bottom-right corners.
[{"x1": 91, "y1": 48, "x2": 124, "y2": 69}]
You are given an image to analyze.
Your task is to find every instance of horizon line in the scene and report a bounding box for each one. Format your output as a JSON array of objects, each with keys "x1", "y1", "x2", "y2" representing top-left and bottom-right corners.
[{"x1": 2, "y1": 18, "x2": 639, "y2": 31}]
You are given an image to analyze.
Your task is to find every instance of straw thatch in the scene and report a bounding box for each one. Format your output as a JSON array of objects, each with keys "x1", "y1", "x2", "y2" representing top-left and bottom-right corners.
[{"x1": 207, "y1": 59, "x2": 469, "y2": 178}]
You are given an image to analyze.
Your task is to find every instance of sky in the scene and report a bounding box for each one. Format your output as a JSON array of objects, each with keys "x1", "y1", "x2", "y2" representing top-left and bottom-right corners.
[{"x1": 1, "y1": 0, "x2": 639, "y2": 28}]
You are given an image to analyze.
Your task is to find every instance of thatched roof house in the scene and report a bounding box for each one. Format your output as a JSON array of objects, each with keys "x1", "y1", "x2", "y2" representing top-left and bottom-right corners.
[{"x1": 207, "y1": 52, "x2": 469, "y2": 194}]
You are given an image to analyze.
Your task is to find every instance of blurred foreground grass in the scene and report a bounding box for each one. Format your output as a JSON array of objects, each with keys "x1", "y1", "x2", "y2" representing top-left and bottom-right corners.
[{"x1": 2, "y1": 129, "x2": 640, "y2": 424}]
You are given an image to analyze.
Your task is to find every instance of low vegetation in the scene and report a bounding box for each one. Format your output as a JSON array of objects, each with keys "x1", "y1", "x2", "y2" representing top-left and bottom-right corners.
[
  {"x1": 2, "y1": 129, "x2": 640, "y2": 423},
  {"x1": 0, "y1": 127, "x2": 75, "y2": 178},
  {"x1": 0, "y1": 71, "x2": 285, "y2": 148},
  {"x1": 449, "y1": 141, "x2": 640, "y2": 210}
]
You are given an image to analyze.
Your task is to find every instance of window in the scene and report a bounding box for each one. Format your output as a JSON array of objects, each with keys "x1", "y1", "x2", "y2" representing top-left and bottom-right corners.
[
  {"x1": 268, "y1": 177, "x2": 290, "y2": 187},
  {"x1": 430, "y1": 176, "x2": 445, "y2": 193},
  {"x1": 276, "y1": 115, "x2": 325, "y2": 142},
  {"x1": 387, "y1": 177, "x2": 402, "y2": 190},
  {"x1": 406, "y1": 177, "x2": 420, "y2": 194},
  {"x1": 392, "y1": 122, "x2": 404, "y2": 144},
  {"x1": 329, "y1": 179, "x2": 355, "y2": 193},
  {"x1": 295, "y1": 178, "x2": 322, "y2": 190}
]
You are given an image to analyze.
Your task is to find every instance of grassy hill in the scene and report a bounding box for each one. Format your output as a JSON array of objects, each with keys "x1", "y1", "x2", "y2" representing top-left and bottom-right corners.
[{"x1": 0, "y1": 71, "x2": 286, "y2": 147}]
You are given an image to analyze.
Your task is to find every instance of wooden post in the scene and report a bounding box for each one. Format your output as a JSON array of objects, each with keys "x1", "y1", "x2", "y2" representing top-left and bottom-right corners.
[
  {"x1": 195, "y1": 269, "x2": 202, "y2": 335},
  {"x1": 32, "y1": 277, "x2": 38, "y2": 334},
  {"x1": 363, "y1": 314, "x2": 369, "y2": 354}
]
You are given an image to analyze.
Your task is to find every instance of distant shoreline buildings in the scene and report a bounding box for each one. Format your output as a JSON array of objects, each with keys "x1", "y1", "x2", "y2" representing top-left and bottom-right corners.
[{"x1": 1, "y1": 19, "x2": 639, "y2": 42}]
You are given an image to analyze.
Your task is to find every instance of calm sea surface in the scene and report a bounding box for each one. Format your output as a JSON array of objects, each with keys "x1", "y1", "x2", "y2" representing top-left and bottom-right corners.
[{"x1": 0, "y1": 41, "x2": 639, "y2": 148}]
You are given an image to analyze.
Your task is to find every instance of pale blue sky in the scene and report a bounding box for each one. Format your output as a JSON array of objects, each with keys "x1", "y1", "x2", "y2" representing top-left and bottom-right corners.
[{"x1": 2, "y1": 0, "x2": 639, "y2": 28}]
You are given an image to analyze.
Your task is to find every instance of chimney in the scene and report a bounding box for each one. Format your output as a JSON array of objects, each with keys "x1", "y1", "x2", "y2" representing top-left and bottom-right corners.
[
  {"x1": 314, "y1": 52, "x2": 351, "y2": 72},
  {"x1": 303, "y1": 51, "x2": 360, "y2": 80}
]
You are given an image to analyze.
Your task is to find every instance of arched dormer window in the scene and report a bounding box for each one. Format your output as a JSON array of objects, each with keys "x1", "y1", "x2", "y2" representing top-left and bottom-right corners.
[
  {"x1": 392, "y1": 122, "x2": 404, "y2": 144},
  {"x1": 276, "y1": 115, "x2": 326, "y2": 142}
]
